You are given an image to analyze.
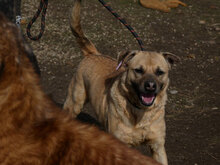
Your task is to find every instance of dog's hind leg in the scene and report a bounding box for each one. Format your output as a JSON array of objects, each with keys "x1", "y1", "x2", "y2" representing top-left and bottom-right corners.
[{"x1": 63, "y1": 74, "x2": 87, "y2": 118}]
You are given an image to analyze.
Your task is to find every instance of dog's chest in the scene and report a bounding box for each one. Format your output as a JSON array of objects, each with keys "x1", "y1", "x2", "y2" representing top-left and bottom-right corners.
[
  {"x1": 112, "y1": 121, "x2": 149, "y2": 145},
  {"x1": 108, "y1": 105, "x2": 165, "y2": 145}
]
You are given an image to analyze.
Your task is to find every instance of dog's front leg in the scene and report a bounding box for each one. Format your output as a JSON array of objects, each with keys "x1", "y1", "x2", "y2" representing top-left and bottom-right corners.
[
  {"x1": 148, "y1": 137, "x2": 168, "y2": 165},
  {"x1": 63, "y1": 76, "x2": 87, "y2": 118},
  {"x1": 148, "y1": 118, "x2": 168, "y2": 165}
]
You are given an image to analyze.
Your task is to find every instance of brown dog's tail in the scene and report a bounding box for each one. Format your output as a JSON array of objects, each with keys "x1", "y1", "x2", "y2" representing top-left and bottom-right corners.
[{"x1": 70, "y1": 0, "x2": 100, "y2": 56}]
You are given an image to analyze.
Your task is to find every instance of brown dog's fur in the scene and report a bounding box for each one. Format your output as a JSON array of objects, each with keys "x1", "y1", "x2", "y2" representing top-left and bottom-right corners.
[
  {"x1": 63, "y1": 1, "x2": 180, "y2": 165},
  {"x1": 0, "y1": 13, "x2": 160, "y2": 165}
]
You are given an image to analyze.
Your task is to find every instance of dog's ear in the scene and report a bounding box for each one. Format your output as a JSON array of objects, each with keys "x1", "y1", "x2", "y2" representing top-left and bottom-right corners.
[
  {"x1": 162, "y1": 52, "x2": 180, "y2": 67},
  {"x1": 116, "y1": 50, "x2": 138, "y2": 70}
]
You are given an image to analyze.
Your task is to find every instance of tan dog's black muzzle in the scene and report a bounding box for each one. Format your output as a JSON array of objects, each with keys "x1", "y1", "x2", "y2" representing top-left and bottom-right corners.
[
  {"x1": 144, "y1": 80, "x2": 157, "y2": 93},
  {"x1": 131, "y1": 78, "x2": 158, "y2": 107}
]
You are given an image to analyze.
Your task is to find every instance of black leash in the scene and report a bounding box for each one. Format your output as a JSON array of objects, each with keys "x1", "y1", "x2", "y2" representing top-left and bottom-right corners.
[
  {"x1": 98, "y1": 0, "x2": 145, "y2": 51},
  {"x1": 26, "y1": 0, "x2": 48, "y2": 41}
]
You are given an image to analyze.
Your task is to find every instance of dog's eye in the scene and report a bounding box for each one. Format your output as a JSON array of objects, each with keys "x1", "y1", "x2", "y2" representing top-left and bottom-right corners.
[
  {"x1": 155, "y1": 69, "x2": 165, "y2": 76},
  {"x1": 134, "y1": 68, "x2": 144, "y2": 74}
]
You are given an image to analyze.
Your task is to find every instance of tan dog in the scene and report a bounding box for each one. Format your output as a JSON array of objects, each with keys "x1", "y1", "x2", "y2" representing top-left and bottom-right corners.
[
  {"x1": 0, "y1": 13, "x2": 160, "y2": 165},
  {"x1": 64, "y1": 0, "x2": 180, "y2": 165}
]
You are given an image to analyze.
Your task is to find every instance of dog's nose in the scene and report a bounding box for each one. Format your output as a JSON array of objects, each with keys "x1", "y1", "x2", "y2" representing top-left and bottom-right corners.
[{"x1": 144, "y1": 81, "x2": 156, "y2": 92}]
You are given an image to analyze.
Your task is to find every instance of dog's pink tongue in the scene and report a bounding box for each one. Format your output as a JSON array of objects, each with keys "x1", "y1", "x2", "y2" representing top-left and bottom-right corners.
[{"x1": 141, "y1": 94, "x2": 155, "y2": 104}]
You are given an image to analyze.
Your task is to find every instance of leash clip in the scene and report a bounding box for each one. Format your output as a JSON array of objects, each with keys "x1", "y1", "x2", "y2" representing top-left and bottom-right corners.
[{"x1": 16, "y1": 15, "x2": 22, "y2": 27}]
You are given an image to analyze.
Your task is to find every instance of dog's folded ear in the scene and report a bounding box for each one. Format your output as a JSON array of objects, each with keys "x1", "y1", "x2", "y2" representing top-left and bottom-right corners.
[
  {"x1": 162, "y1": 52, "x2": 180, "y2": 67},
  {"x1": 116, "y1": 50, "x2": 138, "y2": 70}
]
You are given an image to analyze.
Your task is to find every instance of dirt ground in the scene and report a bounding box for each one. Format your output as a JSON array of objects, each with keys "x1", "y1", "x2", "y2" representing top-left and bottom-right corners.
[{"x1": 21, "y1": 0, "x2": 219, "y2": 164}]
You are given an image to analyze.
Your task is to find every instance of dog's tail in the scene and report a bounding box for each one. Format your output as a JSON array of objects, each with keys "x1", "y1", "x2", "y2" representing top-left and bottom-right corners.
[{"x1": 70, "y1": 0, "x2": 100, "y2": 56}]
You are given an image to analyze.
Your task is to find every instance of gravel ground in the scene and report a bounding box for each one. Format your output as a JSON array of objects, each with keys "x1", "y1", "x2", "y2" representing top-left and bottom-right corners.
[{"x1": 21, "y1": 0, "x2": 220, "y2": 164}]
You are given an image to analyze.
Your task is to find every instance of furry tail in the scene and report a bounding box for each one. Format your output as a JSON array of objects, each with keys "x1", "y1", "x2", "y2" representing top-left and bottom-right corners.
[{"x1": 70, "y1": 0, "x2": 100, "y2": 56}]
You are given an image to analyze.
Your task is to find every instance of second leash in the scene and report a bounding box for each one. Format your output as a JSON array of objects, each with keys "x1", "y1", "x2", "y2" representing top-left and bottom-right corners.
[
  {"x1": 98, "y1": 0, "x2": 145, "y2": 51},
  {"x1": 26, "y1": 0, "x2": 49, "y2": 41}
]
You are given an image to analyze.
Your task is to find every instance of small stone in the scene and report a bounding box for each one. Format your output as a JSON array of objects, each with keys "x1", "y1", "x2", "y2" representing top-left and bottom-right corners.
[
  {"x1": 207, "y1": 40, "x2": 216, "y2": 44},
  {"x1": 170, "y1": 90, "x2": 178, "y2": 95},
  {"x1": 187, "y1": 54, "x2": 196, "y2": 59},
  {"x1": 212, "y1": 107, "x2": 218, "y2": 110},
  {"x1": 215, "y1": 27, "x2": 220, "y2": 31},
  {"x1": 199, "y1": 20, "x2": 206, "y2": 24}
]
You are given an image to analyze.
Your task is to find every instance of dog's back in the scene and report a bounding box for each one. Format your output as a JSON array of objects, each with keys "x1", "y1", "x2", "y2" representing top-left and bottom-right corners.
[{"x1": 0, "y1": 13, "x2": 160, "y2": 165}]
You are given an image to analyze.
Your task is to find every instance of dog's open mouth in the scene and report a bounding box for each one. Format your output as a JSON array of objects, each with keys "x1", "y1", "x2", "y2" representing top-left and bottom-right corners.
[{"x1": 140, "y1": 93, "x2": 156, "y2": 106}]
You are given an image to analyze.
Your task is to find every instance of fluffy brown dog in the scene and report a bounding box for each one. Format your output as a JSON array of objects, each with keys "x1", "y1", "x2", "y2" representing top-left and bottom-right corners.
[
  {"x1": 63, "y1": 1, "x2": 180, "y2": 165},
  {"x1": 0, "y1": 13, "x2": 160, "y2": 165}
]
